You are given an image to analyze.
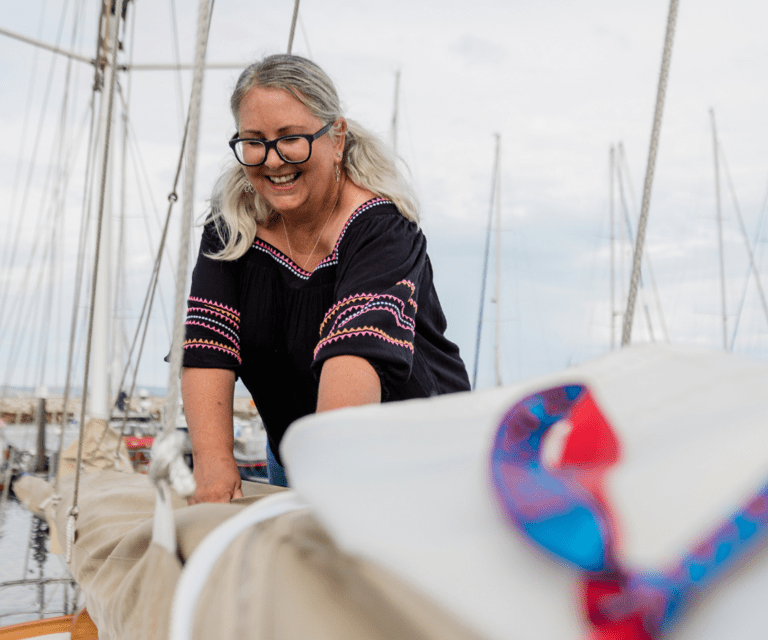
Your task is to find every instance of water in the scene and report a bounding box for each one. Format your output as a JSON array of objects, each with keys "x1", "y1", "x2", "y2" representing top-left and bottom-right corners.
[
  {"x1": 0, "y1": 498, "x2": 80, "y2": 626},
  {"x1": 0, "y1": 421, "x2": 83, "y2": 626}
]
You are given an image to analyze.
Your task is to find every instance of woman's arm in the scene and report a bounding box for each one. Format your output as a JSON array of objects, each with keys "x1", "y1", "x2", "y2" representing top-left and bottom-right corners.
[
  {"x1": 181, "y1": 367, "x2": 244, "y2": 504},
  {"x1": 316, "y1": 355, "x2": 381, "y2": 413}
]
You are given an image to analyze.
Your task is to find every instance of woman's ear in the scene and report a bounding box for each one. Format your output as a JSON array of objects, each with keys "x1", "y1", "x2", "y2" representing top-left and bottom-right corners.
[{"x1": 334, "y1": 117, "x2": 348, "y2": 155}]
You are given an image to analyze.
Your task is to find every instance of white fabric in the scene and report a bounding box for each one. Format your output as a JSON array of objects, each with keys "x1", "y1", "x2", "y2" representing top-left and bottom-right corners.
[{"x1": 282, "y1": 344, "x2": 768, "y2": 640}]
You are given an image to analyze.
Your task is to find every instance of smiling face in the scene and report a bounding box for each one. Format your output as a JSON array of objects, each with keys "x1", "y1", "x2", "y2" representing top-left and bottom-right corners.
[{"x1": 237, "y1": 86, "x2": 344, "y2": 221}]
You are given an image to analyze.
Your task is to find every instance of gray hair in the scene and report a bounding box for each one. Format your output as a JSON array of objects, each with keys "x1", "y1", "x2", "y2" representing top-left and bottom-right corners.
[{"x1": 209, "y1": 54, "x2": 419, "y2": 260}]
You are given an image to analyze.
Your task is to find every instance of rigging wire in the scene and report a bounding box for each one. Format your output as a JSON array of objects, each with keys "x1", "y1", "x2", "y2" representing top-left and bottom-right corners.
[
  {"x1": 2, "y1": 238, "x2": 54, "y2": 392},
  {"x1": 168, "y1": 0, "x2": 188, "y2": 132},
  {"x1": 0, "y1": 0, "x2": 75, "y2": 346},
  {"x1": 110, "y1": 0, "x2": 219, "y2": 430},
  {"x1": 108, "y1": 0, "x2": 215, "y2": 463},
  {"x1": 115, "y1": 109, "x2": 191, "y2": 440},
  {"x1": 50, "y1": 0, "x2": 100, "y2": 484},
  {"x1": 472, "y1": 134, "x2": 501, "y2": 390},
  {"x1": 1, "y1": 106, "x2": 81, "y2": 394},
  {"x1": 622, "y1": 0, "x2": 679, "y2": 346},
  {"x1": 717, "y1": 139, "x2": 768, "y2": 344},
  {"x1": 124, "y1": 112, "x2": 180, "y2": 292},
  {"x1": 53, "y1": 93, "x2": 100, "y2": 486},
  {"x1": 0, "y1": 77, "x2": 93, "y2": 396},
  {"x1": 34, "y1": 229, "x2": 58, "y2": 390},
  {"x1": 124, "y1": 122, "x2": 175, "y2": 337},
  {"x1": 0, "y1": 5, "x2": 48, "y2": 321},
  {"x1": 36, "y1": 12, "x2": 85, "y2": 392},
  {"x1": 730, "y1": 174, "x2": 768, "y2": 352},
  {"x1": 52, "y1": 5, "x2": 84, "y2": 391}
]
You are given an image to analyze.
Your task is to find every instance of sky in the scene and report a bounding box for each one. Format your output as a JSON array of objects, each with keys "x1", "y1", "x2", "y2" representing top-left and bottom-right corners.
[{"x1": 1, "y1": 0, "x2": 768, "y2": 394}]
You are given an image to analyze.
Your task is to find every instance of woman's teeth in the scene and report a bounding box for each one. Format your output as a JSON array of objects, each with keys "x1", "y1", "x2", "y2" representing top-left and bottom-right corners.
[{"x1": 268, "y1": 173, "x2": 298, "y2": 185}]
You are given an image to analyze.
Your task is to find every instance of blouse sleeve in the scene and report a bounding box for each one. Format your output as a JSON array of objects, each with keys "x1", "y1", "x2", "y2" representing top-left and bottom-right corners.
[
  {"x1": 181, "y1": 222, "x2": 242, "y2": 370},
  {"x1": 312, "y1": 207, "x2": 424, "y2": 391}
]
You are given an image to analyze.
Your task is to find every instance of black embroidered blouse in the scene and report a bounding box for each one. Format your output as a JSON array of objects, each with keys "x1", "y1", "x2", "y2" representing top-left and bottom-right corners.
[{"x1": 182, "y1": 198, "x2": 470, "y2": 463}]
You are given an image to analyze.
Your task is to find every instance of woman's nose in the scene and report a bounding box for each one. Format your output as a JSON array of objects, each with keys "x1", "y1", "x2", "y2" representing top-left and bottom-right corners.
[{"x1": 263, "y1": 146, "x2": 284, "y2": 169}]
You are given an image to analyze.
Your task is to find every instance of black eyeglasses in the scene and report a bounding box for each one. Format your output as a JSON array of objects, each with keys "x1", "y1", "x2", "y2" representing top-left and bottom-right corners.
[{"x1": 229, "y1": 122, "x2": 333, "y2": 167}]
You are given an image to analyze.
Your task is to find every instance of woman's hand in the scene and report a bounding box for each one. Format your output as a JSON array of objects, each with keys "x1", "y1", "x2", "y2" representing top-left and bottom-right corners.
[
  {"x1": 188, "y1": 451, "x2": 243, "y2": 505},
  {"x1": 182, "y1": 367, "x2": 243, "y2": 505}
]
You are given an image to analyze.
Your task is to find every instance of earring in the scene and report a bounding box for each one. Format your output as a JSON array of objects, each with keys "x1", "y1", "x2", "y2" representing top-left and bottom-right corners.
[
  {"x1": 336, "y1": 152, "x2": 342, "y2": 159},
  {"x1": 335, "y1": 164, "x2": 340, "y2": 183},
  {"x1": 244, "y1": 183, "x2": 254, "y2": 194}
]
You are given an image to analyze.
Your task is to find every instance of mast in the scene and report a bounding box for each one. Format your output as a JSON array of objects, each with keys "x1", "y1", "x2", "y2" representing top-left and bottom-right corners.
[
  {"x1": 610, "y1": 146, "x2": 616, "y2": 350},
  {"x1": 710, "y1": 109, "x2": 728, "y2": 350},
  {"x1": 391, "y1": 69, "x2": 400, "y2": 154},
  {"x1": 89, "y1": 2, "x2": 123, "y2": 420},
  {"x1": 471, "y1": 134, "x2": 501, "y2": 390},
  {"x1": 493, "y1": 136, "x2": 502, "y2": 386}
]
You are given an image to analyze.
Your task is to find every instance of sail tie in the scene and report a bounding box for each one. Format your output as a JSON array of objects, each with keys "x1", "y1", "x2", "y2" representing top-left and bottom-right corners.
[{"x1": 65, "y1": 505, "x2": 80, "y2": 564}]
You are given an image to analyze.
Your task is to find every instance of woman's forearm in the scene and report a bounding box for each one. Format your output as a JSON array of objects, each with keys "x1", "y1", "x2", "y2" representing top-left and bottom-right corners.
[{"x1": 181, "y1": 367, "x2": 243, "y2": 503}]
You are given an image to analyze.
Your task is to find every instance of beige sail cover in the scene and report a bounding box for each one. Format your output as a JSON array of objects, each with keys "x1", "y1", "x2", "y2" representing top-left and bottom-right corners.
[
  {"x1": 57, "y1": 418, "x2": 135, "y2": 479},
  {"x1": 53, "y1": 471, "x2": 479, "y2": 640}
]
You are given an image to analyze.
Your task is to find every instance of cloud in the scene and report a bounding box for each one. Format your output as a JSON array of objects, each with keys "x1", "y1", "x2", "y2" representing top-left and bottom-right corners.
[{"x1": 449, "y1": 34, "x2": 507, "y2": 66}]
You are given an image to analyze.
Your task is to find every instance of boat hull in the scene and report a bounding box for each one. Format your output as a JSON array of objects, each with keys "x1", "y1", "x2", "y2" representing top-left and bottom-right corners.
[{"x1": 0, "y1": 611, "x2": 97, "y2": 639}]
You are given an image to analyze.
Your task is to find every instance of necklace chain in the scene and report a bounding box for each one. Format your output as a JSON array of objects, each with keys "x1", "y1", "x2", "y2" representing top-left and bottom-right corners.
[{"x1": 282, "y1": 184, "x2": 341, "y2": 272}]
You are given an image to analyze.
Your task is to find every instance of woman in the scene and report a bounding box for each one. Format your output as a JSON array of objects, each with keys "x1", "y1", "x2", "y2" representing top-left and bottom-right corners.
[{"x1": 182, "y1": 54, "x2": 470, "y2": 502}]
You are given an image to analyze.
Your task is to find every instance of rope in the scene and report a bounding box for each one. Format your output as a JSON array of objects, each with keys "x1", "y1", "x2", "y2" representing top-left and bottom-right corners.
[
  {"x1": 65, "y1": 506, "x2": 79, "y2": 564},
  {"x1": 287, "y1": 0, "x2": 300, "y2": 54},
  {"x1": 621, "y1": 0, "x2": 679, "y2": 347},
  {"x1": 149, "y1": 431, "x2": 196, "y2": 498},
  {"x1": 67, "y1": 0, "x2": 126, "y2": 556},
  {"x1": 155, "y1": 0, "x2": 214, "y2": 497}
]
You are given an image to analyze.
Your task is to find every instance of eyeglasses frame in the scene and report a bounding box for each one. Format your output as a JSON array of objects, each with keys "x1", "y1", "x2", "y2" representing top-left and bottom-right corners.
[{"x1": 229, "y1": 121, "x2": 334, "y2": 167}]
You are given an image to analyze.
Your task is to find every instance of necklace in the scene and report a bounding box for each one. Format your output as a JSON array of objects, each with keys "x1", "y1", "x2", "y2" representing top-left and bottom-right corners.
[{"x1": 281, "y1": 185, "x2": 341, "y2": 272}]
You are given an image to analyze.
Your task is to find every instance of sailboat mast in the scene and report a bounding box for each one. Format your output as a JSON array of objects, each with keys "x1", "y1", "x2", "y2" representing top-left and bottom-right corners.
[
  {"x1": 89, "y1": 2, "x2": 124, "y2": 420},
  {"x1": 391, "y1": 69, "x2": 400, "y2": 155},
  {"x1": 710, "y1": 109, "x2": 728, "y2": 351},
  {"x1": 471, "y1": 134, "x2": 501, "y2": 390},
  {"x1": 493, "y1": 135, "x2": 502, "y2": 387},
  {"x1": 610, "y1": 146, "x2": 616, "y2": 350}
]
